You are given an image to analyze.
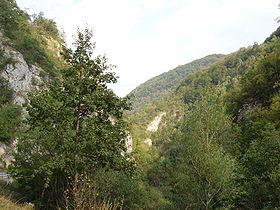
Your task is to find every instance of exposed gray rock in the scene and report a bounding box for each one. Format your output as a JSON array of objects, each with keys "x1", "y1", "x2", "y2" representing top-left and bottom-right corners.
[
  {"x1": 125, "y1": 134, "x2": 133, "y2": 154},
  {"x1": 0, "y1": 47, "x2": 43, "y2": 105},
  {"x1": 0, "y1": 32, "x2": 45, "y2": 168},
  {"x1": 146, "y1": 112, "x2": 166, "y2": 132},
  {"x1": 237, "y1": 102, "x2": 262, "y2": 122},
  {"x1": 0, "y1": 142, "x2": 13, "y2": 168},
  {"x1": 143, "y1": 112, "x2": 166, "y2": 146},
  {"x1": 144, "y1": 138, "x2": 152, "y2": 146}
]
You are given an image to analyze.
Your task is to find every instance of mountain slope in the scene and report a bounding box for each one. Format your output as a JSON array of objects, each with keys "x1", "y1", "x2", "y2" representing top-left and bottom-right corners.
[
  {"x1": 128, "y1": 27, "x2": 280, "y2": 209},
  {"x1": 129, "y1": 41, "x2": 266, "y2": 155},
  {"x1": 0, "y1": 0, "x2": 63, "y2": 168},
  {"x1": 128, "y1": 54, "x2": 225, "y2": 111}
]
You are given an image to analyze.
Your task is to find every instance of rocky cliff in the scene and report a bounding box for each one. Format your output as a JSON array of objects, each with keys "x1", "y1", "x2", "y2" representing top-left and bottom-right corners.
[{"x1": 0, "y1": 31, "x2": 49, "y2": 167}]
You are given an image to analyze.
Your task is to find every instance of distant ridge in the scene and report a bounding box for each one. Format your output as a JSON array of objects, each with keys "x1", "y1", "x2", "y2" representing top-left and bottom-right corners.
[{"x1": 128, "y1": 54, "x2": 225, "y2": 111}]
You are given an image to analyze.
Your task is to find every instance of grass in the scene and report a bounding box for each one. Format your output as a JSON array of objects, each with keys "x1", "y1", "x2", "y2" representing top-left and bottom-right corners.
[
  {"x1": 0, "y1": 181, "x2": 34, "y2": 210},
  {"x1": 0, "y1": 196, "x2": 33, "y2": 210}
]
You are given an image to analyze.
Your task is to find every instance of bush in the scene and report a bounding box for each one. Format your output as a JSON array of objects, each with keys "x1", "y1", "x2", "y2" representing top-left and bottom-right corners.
[
  {"x1": 31, "y1": 12, "x2": 60, "y2": 39},
  {"x1": 0, "y1": 104, "x2": 21, "y2": 143},
  {"x1": 0, "y1": 0, "x2": 60, "y2": 77},
  {"x1": 0, "y1": 77, "x2": 14, "y2": 104},
  {"x1": 94, "y1": 169, "x2": 146, "y2": 209}
]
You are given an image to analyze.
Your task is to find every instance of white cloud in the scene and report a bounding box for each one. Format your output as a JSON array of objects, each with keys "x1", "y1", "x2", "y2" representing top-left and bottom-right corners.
[{"x1": 17, "y1": 0, "x2": 279, "y2": 96}]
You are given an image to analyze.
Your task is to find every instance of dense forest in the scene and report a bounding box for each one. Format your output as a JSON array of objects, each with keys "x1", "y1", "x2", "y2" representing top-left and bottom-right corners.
[
  {"x1": 128, "y1": 30, "x2": 280, "y2": 209},
  {"x1": 128, "y1": 54, "x2": 225, "y2": 112},
  {"x1": 0, "y1": 0, "x2": 279, "y2": 209}
]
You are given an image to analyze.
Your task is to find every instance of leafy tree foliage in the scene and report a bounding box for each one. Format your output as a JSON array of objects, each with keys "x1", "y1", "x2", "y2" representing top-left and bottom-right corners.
[
  {"x1": 162, "y1": 91, "x2": 240, "y2": 209},
  {"x1": 225, "y1": 37, "x2": 280, "y2": 209},
  {"x1": 0, "y1": 77, "x2": 21, "y2": 143},
  {"x1": 1, "y1": 1, "x2": 279, "y2": 208},
  {"x1": 227, "y1": 39, "x2": 280, "y2": 117},
  {"x1": 0, "y1": 77, "x2": 13, "y2": 105},
  {"x1": 31, "y1": 12, "x2": 60, "y2": 39},
  {"x1": 265, "y1": 26, "x2": 280, "y2": 42},
  {"x1": 0, "y1": 103, "x2": 21, "y2": 143},
  {"x1": 128, "y1": 54, "x2": 224, "y2": 112},
  {"x1": 93, "y1": 169, "x2": 146, "y2": 209},
  {"x1": 0, "y1": 47, "x2": 15, "y2": 72},
  {"x1": 0, "y1": 0, "x2": 29, "y2": 38},
  {"x1": 129, "y1": 27, "x2": 280, "y2": 209},
  {"x1": 0, "y1": 0, "x2": 62, "y2": 77},
  {"x1": 10, "y1": 29, "x2": 134, "y2": 209},
  {"x1": 176, "y1": 43, "x2": 263, "y2": 105}
]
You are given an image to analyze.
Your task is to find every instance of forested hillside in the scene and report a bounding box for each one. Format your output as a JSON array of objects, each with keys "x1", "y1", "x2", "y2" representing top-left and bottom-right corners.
[
  {"x1": 0, "y1": 1, "x2": 142, "y2": 209},
  {"x1": 0, "y1": 1, "x2": 69, "y2": 208},
  {"x1": 128, "y1": 29, "x2": 280, "y2": 209},
  {"x1": 0, "y1": 0, "x2": 279, "y2": 209},
  {"x1": 128, "y1": 54, "x2": 224, "y2": 111},
  {"x1": 0, "y1": 0, "x2": 65, "y2": 168}
]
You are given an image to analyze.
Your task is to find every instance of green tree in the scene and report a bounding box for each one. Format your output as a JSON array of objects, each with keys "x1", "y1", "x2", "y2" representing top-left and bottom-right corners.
[
  {"x1": 93, "y1": 168, "x2": 146, "y2": 209},
  {"x1": 0, "y1": 103, "x2": 21, "y2": 143},
  {"x1": 0, "y1": 77, "x2": 13, "y2": 105},
  {"x1": 0, "y1": 0, "x2": 60, "y2": 76},
  {"x1": 0, "y1": 0, "x2": 29, "y2": 38},
  {"x1": 226, "y1": 39, "x2": 280, "y2": 117},
  {"x1": 10, "y1": 29, "x2": 134, "y2": 209},
  {"x1": 233, "y1": 93, "x2": 280, "y2": 209},
  {"x1": 169, "y1": 90, "x2": 241, "y2": 209},
  {"x1": 241, "y1": 124, "x2": 280, "y2": 209},
  {"x1": 31, "y1": 12, "x2": 60, "y2": 39},
  {"x1": 0, "y1": 77, "x2": 21, "y2": 143}
]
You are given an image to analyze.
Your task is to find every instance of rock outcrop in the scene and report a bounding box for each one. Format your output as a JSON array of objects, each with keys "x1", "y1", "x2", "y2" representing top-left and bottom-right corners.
[
  {"x1": 146, "y1": 112, "x2": 166, "y2": 132},
  {"x1": 0, "y1": 32, "x2": 44, "y2": 106},
  {"x1": 1, "y1": 53, "x2": 43, "y2": 105},
  {"x1": 143, "y1": 112, "x2": 166, "y2": 146},
  {"x1": 0, "y1": 32, "x2": 45, "y2": 168}
]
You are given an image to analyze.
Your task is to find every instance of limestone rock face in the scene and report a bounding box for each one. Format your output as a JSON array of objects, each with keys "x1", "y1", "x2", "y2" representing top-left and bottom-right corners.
[
  {"x1": 0, "y1": 32, "x2": 45, "y2": 168},
  {"x1": 144, "y1": 138, "x2": 152, "y2": 146},
  {"x1": 125, "y1": 134, "x2": 133, "y2": 154},
  {"x1": 121, "y1": 134, "x2": 133, "y2": 157},
  {"x1": 146, "y1": 112, "x2": 166, "y2": 132},
  {"x1": 143, "y1": 112, "x2": 166, "y2": 146},
  {"x1": 0, "y1": 47, "x2": 43, "y2": 105}
]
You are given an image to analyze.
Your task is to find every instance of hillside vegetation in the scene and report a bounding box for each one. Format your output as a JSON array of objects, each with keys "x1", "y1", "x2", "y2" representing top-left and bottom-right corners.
[
  {"x1": 0, "y1": 181, "x2": 34, "y2": 210},
  {"x1": 1, "y1": 1, "x2": 141, "y2": 209},
  {"x1": 0, "y1": 0, "x2": 279, "y2": 209},
  {"x1": 128, "y1": 29, "x2": 280, "y2": 209},
  {"x1": 0, "y1": 0, "x2": 64, "y2": 167},
  {"x1": 128, "y1": 54, "x2": 224, "y2": 111},
  {"x1": 0, "y1": 0, "x2": 64, "y2": 78}
]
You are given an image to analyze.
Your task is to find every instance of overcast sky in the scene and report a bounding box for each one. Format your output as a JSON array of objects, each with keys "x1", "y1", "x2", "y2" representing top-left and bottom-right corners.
[{"x1": 17, "y1": 0, "x2": 279, "y2": 96}]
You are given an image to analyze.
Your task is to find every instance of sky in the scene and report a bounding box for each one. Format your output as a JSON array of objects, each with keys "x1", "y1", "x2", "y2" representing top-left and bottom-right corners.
[{"x1": 17, "y1": 0, "x2": 279, "y2": 96}]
